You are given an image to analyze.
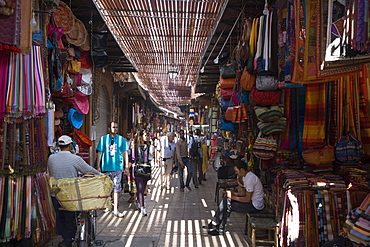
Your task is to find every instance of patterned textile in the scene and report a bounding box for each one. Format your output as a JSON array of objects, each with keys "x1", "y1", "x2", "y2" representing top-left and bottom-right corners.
[
  {"x1": 0, "y1": 0, "x2": 20, "y2": 46},
  {"x1": 2, "y1": 46, "x2": 46, "y2": 119},
  {"x1": 302, "y1": 83, "x2": 326, "y2": 148},
  {"x1": 359, "y1": 65, "x2": 370, "y2": 155},
  {"x1": 0, "y1": 118, "x2": 48, "y2": 176}
]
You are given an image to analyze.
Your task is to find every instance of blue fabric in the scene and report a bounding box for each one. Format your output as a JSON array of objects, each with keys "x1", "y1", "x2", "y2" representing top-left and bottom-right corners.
[{"x1": 96, "y1": 134, "x2": 128, "y2": 171}]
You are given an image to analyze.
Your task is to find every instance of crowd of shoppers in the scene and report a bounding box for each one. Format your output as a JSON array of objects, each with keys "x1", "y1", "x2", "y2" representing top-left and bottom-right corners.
[{"x1": 48, "y1": 125, "x2": 260, "y2": 246}]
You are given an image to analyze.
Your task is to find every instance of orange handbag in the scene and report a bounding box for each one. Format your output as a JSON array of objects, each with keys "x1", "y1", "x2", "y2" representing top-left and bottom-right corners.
[
  {"x1": 220, "y1": 76, "x2": 236, "y2": 89},
  {"x1": 240, "y1": 67, "x2": 256, "y2": 91}
]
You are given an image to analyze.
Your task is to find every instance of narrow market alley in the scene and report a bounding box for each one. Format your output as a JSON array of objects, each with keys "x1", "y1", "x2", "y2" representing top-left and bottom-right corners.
[{"x1": 44, "y1": 164, "x2": 249, "y2": 247}]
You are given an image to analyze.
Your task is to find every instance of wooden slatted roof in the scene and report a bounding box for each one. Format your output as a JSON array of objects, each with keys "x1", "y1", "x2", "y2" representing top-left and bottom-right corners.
[{"x1": 92, "y1": 0, "x2": 229, "y2": 106}]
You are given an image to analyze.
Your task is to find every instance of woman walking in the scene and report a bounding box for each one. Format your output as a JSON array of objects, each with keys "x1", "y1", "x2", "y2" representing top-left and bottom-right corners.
[{"x1": 128, "y1": 129, "x2": 152, "y2": 216}]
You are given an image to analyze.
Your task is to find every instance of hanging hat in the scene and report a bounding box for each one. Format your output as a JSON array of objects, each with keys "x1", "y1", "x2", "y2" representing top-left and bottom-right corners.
[
  {"x1": 65, "y1": 18, "x2": 88, "y2": 47},
  {"x1": 79, "y1": 34, "x2": 91, "y2": 51},
  {"x1": 73, "y1": 91, "x2": 89, "y2": 114},
  {"x1": 68, "y1": 108, "x2": 84, "y2": 129},
  {"x1": 77, "y1": 68, "x2": 93, "y2": 95},
  {"x1": 53, "y1": 1, "x2": 75, "y2": 34},
  {"x1": 63, "y1": 91, "x2": 90, "y2": 114},
  {"x1": 54, "y1": 109, "x2": 64, "y2": 118},
  {"x1": 74, "y1": 130, "x2": 92, "y2": 148}
]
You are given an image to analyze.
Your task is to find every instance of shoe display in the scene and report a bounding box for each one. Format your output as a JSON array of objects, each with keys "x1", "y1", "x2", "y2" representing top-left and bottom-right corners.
[
  {"x1": 208, "y1": 229, "x2": 224, "y2": 235},
  {"x1": 141, "y1": 207, "x2": 147, "y2": 216},
  {"x1": 112, "y1": 210, "x2": 124, "y2": 218}
]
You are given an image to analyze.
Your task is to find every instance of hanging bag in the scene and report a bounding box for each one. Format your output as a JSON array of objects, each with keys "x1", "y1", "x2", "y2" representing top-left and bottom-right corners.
[
  {"x1": 302, "y1": 145, "x2": 335, "y2": 165},
  {"x1": 256, "y1": 75, "x2": 279, "y2": 91},
  {"x1": 67, "y1": 60, "x2": 81, "y2": 74},
  {"x1": 251, "y1": 87, "x2": 281, "y2": 106},
  {"x1": 220, "y1": 76, "x2": 236, "y2": 89},
  {"x1": 220, "y1": 59, "x2": 236, "y2": 79},
  {"x1": 257, "y1": 117, "x2": 287, "y2": 135},
  {"x1": 240, "y1": 67, "x2": 256, "y2": 91},
  {"x1": 335, "y1": 132, "x2": 363, "y2": 162},
  {"x1": 252, "y1": 132, "x2": 278, "y2": 160},
  {"x1": 254, "y1": 105, "x2": 284, "y2": 122}
]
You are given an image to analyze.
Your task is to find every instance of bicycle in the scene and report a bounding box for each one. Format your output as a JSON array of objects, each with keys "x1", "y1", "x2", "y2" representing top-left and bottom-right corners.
[{"x1": 76, "y1": 210, "x2": 103, "y2": 247}]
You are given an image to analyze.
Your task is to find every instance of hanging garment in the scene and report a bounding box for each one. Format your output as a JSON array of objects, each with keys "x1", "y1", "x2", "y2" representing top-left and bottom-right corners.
[{"x1": 302, "y1": 83, "x2": 327, "y2": 148}]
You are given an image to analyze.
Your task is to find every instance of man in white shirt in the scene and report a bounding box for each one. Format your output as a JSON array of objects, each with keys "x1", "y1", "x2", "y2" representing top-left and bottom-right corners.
[
  {"x1": 203, "y1": 160, "x2": 264, "y2": 235},
  {"x1": 160, "y1": 132, "x2": 176, "y2": 190}
]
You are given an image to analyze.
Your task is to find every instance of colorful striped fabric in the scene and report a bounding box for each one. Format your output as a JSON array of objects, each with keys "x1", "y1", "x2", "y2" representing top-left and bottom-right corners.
[
  {"x1": 302, "y1": 83, "x2": 326, "y2": 148},
  {"x1": 2, "y1": 46, "x2": 46, "y2": 119}
]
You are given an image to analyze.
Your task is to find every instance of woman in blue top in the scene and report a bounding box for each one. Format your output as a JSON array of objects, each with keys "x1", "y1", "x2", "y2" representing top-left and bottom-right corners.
[{"x1": 128, "y1": 129, "x2": 152, "y2": 216}]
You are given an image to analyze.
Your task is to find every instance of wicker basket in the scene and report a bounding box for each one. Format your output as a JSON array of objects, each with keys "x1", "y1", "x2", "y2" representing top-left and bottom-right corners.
[{"x1": 50, "y1": 174, "x2": 113, "y2": 211}]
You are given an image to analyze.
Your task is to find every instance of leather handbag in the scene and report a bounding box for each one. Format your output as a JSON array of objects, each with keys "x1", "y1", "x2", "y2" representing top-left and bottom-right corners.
[
  {"x1": 134, "y1": 163, "x2": 152, "y2": 177},
  {"x1": 67, "y1": 60, "x2": 81, "y2": 74},
  {"x1": 302, "y1": 145, "x2": 335, "y2": 165},
  {"x1": 252, "y1": 132, "x2": 278, "y2": 160},
  {"x1": 220, "y1": 76, "x2": 236, "y2": 89},
  {"x1": 335, "y1": 132, "x2": 363, "y2": 162},
  {"x1": 220, "y1": 88, "x2": 233, "y2": 100},
  {"x1": 240, "y1": 67, "x2": 256, "y2": 91},
  {"x1": 220, "y1": 117, "x2": 237, "y2": 131},
  {"x1": 256, "y1": 75, "x2": 279, "y2": 91},
  {"x1": 221, "y1": 98, "x2": 233, "y2": 112},
  {"x1": 251, "y1": 87, "x2": 281, "y2": 106},
  {"x1": 225, "y1": 106, "x2": 236, "y2": 122},
  {"x1": 254, "y1": 105, "x2": 284, "y2": 122},
  {"x1": 220, "y1": 59, "x2": 236, "y2": 79},
  {"x1": 257, "y1": 117, "x2": 287, "y2": 135}
]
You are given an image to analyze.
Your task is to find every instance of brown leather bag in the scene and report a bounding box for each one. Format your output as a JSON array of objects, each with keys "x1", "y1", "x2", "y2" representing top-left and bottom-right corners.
[
  {"x1": 220, "y1": 76, "x2": 236, "y2": 89},
  {"x1": 240, "y1": 67, "x2": 256, "y2": 91}
]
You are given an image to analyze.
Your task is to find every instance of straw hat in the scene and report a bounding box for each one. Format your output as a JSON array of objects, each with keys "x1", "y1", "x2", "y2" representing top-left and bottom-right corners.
[
  {"x1": 79, "y1": 35, "x2": 91, "y2": 51},
  {"x1": 53, "y1": 1, "x2": 75, "y2": 34},
  {"x1": 65, "y1": 18, "x2": 88, "y2": 47}
]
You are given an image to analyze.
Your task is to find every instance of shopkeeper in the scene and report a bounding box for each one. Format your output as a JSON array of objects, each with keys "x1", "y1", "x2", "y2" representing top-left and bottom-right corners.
[{"x1": 204, "y1": 160, "x2": 264, "y2": 235}]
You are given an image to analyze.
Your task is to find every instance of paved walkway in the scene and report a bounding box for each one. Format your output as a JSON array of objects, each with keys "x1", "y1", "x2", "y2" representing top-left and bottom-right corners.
[{"x1": 44, "y1": 164, "x2": 250, "y2": 246}]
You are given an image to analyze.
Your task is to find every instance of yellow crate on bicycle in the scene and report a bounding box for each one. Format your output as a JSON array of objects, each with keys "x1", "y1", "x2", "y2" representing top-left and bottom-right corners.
[{"x1": 50, "y1": 174, "x2": 113, "y2": 211}]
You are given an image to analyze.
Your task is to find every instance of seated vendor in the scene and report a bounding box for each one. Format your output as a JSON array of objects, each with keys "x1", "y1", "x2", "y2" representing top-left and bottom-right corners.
[{"x1": 203, "y1": 160, "x2": 264, "y2": 235}]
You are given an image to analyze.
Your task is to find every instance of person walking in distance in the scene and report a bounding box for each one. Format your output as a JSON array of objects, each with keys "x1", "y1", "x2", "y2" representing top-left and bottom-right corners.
[
  {"x1": 48, "y1": 135, "x2": 102, "y2": 247},
  {"x1": 160, "y1": 132, "x2": 176, "y2": 190},
  {"x1": 175, "y1": 129, "x2": 194, "y2": 192},
  {"x1": 128, "y1": 129, "x2": 152, "y2": 216},
  {"x1": 96, "y1": 121, "x2": 128, "y2": 218},
  {"x1": 189, "y1": 129, "x2": 205, "y2": 188}
]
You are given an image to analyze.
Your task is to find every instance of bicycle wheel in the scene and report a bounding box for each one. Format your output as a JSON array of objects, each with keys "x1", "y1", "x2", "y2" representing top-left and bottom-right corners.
[
  {"x1": 88, "y1": 210, "x2": 97, "y2": 245},
  {"x1": 76, "y1": 211, "x2": 92, "y2": 247}
]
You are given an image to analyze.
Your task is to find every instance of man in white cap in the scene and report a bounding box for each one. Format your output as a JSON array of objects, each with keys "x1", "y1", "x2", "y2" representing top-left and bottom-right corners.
[{"x1": 48, "y1": 135, "x2": 102, "y2": 247}]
